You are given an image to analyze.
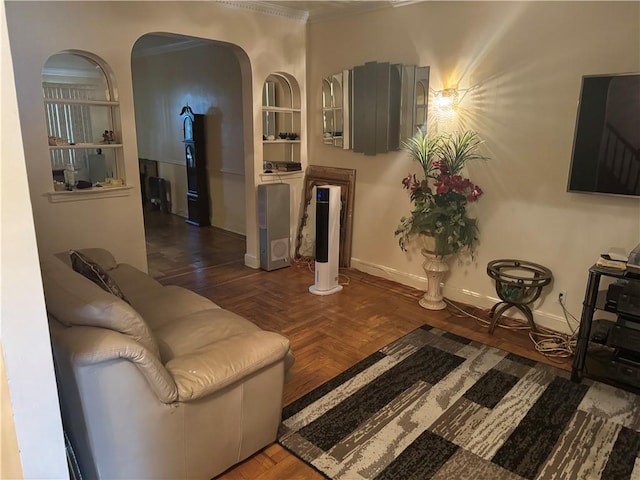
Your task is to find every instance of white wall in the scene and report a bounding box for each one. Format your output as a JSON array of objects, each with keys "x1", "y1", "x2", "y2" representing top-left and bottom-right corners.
[
  {"x1": 132, "y1": 40, "x2": 246, "y2": 233},
  {"x1": 3, "y1": 1, "x2": 307, "y2": 474},
  {"x1": 1, "y1": 347, "x2": 23, "y2": 479},
  {"x1": 1, "y1": 1, "x2": 67, "y2": 476},
  {"x1": 5, "y1": 1, "x2": 307, "y2": 270},
  {"x1": 307, "y1": 1, "x2": 640, "y2": 331}
]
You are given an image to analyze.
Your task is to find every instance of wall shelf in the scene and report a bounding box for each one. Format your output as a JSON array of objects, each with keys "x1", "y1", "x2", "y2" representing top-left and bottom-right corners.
[
  {"x1": 45, "y1": 185, "x2": 133, "y2": 203},
  {"x1": 262, "y1": 106, "x2": 301, "y2": 113},
  {"x1": 48, "y1": 143, "x2": 123, "y2": 150},
  {"x1": 262, "y1": 73, "x2": 301, "y2": 167},
  {"x1": 259, "y1": 171, "x2": 303, "y2": 182},
  {"x1": 43, "y1": 98, "x2": 119, "y2": 106}
]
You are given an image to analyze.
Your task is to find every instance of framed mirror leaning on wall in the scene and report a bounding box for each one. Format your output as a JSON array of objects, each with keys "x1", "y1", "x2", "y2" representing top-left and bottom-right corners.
[
  {"x1": 322, "y1": 63, "x2": 430, "y2": 155},
  {"x1": 296, "y1": 165, "x2": 356, "y2": 268}
]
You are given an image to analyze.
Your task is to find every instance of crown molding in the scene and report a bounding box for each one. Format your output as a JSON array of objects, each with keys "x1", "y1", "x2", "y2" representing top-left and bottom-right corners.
[
  {"x1": 213, "y1": 1, "x2": 421, "y2": 24},
  {"x1": 392, "y1": 0, "x2": 425, "y2": 6},
  {"x1": 217, "y1": 1, "x2": 309, "y2": 22},
  {"x1": 306, "y1": 3, "x2": 392, "y2": 24}
]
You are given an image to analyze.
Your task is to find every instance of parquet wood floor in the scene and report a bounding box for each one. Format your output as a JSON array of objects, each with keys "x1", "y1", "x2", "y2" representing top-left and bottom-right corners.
[{"x1": 144, "y1": 210, "x2": 571, "y2": 480}]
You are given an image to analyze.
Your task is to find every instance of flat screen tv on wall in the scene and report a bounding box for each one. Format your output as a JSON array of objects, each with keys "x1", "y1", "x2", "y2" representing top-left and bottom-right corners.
[{"x1": 567, "y1": 73, "x2": 640, "y2": 198}]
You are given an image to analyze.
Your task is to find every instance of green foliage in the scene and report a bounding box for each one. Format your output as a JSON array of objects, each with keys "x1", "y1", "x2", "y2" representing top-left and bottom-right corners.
[
  {"x1": 438, "y1": 130, "x2": 488, "y2": 176},
  {"x1": 395, "y1": 130, "x2": 487, "y2": 257},
  {"x1": 400, "y1": 129, "x2": 440, "y2": 179}
]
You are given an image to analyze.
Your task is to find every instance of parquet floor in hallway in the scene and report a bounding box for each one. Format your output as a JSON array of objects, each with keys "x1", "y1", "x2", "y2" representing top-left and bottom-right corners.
[{"x1": 144, "y1": 209, "x2": 571, "y2": 480}]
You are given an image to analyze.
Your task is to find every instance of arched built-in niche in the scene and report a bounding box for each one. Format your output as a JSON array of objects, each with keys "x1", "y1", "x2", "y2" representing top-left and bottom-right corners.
[
  {"x1": 42, "y1": 51, "x2": 124, "y2": 195},
  {"x1": 261, "y1": 72, "x2": 302, "y2": 174}
]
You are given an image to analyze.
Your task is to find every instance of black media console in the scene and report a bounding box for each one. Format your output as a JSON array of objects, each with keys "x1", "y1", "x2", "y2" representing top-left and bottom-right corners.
[{"x1": 572, "y1": 265, "x2": 640, "y2": 392}]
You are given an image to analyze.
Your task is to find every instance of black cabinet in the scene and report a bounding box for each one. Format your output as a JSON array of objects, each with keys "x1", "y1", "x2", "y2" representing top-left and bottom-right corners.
[
  {"x1": 180, "y1": 105, "x2": 210, "y2": 227},
  {"x1": 572, "y1": 265, "x2": 640, "y2": 392}
]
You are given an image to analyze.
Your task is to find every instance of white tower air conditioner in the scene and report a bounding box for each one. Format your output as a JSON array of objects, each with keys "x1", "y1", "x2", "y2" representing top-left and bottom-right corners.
[
  {"x1": 309, "y1": 185, "x2": 343, "y2": 295},
  {"x1": 258, "y1": 183, "x2": 290, "y2": 271}
]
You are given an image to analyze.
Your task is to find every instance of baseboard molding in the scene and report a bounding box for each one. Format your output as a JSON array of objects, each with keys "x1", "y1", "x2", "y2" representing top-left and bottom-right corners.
[
  {"x1": 244, "y1": 253, "x2": 260, "y2": 269},
  {"x1": 350, "y1": 257, "x2": 572, "y2": 335}
]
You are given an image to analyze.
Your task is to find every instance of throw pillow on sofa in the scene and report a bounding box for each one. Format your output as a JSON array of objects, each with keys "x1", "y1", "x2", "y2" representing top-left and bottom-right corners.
[{"x1": 70, "y1": 249, "x2": 129, "y2": 303}]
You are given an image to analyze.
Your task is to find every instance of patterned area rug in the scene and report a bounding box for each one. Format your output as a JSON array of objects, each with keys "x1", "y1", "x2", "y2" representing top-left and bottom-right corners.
[{"x1": 278, "y1": 325, "x2": 640, "y2": 479}]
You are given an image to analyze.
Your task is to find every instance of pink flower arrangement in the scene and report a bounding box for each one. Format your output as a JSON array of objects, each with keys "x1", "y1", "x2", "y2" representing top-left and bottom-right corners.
[{"x1": 396, "y1": 130, "x2": 487, "y2": 256}]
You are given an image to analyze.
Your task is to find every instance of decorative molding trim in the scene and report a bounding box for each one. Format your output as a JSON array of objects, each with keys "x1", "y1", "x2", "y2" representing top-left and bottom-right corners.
[
  {"x1": 244, "y1": 252, "x2": 260, "y2": 269},
  {"x1": 350, "y1": 257, "x2": 572, "y2": 335},
  {"x1": 216, "y1": 1, "x2": 410, "y2": 24},
  {"x1": 217, "y1": 1, "x2": 309, "y2": 22},
  {"x1": 306, "y1": 3, "x2": 393, "y2": 24},
  {"x1": 391, "y1": 0, "x2": 425, "y2": 7}
]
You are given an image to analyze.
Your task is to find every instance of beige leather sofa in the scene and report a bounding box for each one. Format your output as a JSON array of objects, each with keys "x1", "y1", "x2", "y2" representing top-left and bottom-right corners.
[{"x1": 40, "y1": 248, "x2": 293, "y2": 479}]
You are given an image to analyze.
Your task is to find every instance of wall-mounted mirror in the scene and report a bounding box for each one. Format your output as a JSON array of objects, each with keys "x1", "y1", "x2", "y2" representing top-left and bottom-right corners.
[
  {"x1": 322, "y1": 63, "x2": 430, "y2": 155},
  {"x1": 321, "y1": 77, "x2": 333, "y2": 142},
  {"x1": 415, "y1": 75, "x2": 429, "y2": 132},
  {"x1": 400, "y1": 65, "x2": 430, "y2": 139},
  {"x1": 262, "y1": 80, "x2": 276, "y2": 139},
  {"x1": 322, "y1": 70, "x2": 349, "y2": 148},
  {"x1": 351, "y1": 61, "x2": 400, "y2": 155}
]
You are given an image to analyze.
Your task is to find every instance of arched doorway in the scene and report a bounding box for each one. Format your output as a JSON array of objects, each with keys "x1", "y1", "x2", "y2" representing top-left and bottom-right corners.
[{"x1": 131, "y1": 33, "x2": 252, "y2": 278}]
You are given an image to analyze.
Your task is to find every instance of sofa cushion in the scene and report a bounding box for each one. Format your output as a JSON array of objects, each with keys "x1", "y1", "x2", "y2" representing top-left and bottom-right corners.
[
  {"x1": 106, "y1": 264, "x2": 165, "y2": 303},
  {"x1": 153, "y1": 309, "x2": 262, "y2": 363},
  {"x1": 41, "y1": 257, "x2": 160, "y2": 358},
  {"x1": 69, "y1": 250, "x2": 129, "y2": 303},
  {"x1": 108, "y1": 266, "x2": 221, "y2": 330}
]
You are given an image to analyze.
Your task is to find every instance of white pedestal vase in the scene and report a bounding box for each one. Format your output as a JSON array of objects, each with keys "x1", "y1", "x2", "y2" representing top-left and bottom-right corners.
[{"x1": 418, "y1": 237, "x2": 450, "y2": 310}]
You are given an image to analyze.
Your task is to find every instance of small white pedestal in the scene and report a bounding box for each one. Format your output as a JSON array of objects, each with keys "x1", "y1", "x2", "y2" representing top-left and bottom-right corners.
[{"x1": 419, "y1": 249, "x2": 449, "y2": 310}]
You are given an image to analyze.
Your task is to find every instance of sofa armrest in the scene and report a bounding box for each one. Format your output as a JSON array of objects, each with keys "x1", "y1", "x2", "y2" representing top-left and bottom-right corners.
[
  {"x1": 165, "y1": 331, "x2": 290, "y2": 401},
  {"x1": 52, "y1": 326, "x2": 178, "y2": 403}
]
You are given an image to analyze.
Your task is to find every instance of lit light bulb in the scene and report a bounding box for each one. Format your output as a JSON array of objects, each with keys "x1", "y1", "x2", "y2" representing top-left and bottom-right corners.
[{"x1": 436, "y1": 88, "x2": 458, "y2": 109}]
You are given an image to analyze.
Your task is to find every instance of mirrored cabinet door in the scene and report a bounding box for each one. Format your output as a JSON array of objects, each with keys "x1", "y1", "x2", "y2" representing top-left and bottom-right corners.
[
  {"x1": 414, "y1": 67, "x2": 430, "y2": 134},
  {"x1": 322, "y1": 77, "x2": 334, "y2": 144},
  {"x1": 322, "y1": 63, "x2": 429, "y2": 156},
  {"x1": 331, "y1": 73, "x2": 344, "y2": 147},
  {"x1": 322, "y1": 71, "x2": 348, "y2": 148}
]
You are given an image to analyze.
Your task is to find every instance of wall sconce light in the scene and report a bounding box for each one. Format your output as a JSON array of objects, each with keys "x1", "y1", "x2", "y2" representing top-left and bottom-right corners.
[
  {"x1": 435, "y1": 87, "x2": 459, "y2": 110},
  {"x1": 433, "y1": 85, "x2": 473, "y2": 122}
]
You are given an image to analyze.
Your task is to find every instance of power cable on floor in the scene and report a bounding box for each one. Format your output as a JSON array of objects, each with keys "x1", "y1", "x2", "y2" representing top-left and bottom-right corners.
[{"x1": 444, "y1": 298, "x2": 577, "y2": 359}]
